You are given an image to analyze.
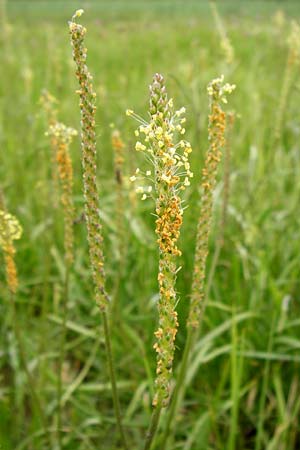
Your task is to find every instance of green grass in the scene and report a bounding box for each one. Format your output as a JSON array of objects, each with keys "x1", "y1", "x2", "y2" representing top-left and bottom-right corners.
[{"x1": 1, "y1": 1, "x2": 300, "y2": 449}]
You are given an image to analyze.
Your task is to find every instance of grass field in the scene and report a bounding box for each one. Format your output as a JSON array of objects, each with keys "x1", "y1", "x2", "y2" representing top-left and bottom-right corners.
[{"x1": 1, "y1": 1, "x2": 300, "y2": 449}]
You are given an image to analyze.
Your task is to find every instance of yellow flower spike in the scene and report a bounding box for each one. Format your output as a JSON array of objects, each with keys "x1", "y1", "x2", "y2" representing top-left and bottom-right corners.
[
  {"x1": 4, "y1": 245, "x2": 18, "y2": 294},
  {"x1": 210, "y1": 0, "x2": 235, "y2": 65},
  {"x1": 39, "y1": 89, "x2": 58, "y2": 125},
  {"x1": 188, "y1": 75, "x2": 235, "y2": 329},
  {"x1": 111, "y1": 128, "x2": 127, "y2": 267},
  {"x1": 0, "y1": 210, "x2": 23, "y2": 294},
  {"x1": 0, "y1": 210, "x2": 22, "y2": 248},
  {"x1": 274, "y1": 20, "x2": 300, "y2": 143},
  {"x1": 128, "y1": 73, "x2": 192, "y2": 418},
  {"x1": 40, "y1": 89, "x2": 61, "y2": 207},
  {"x1": 47, "y1": 123, "x2": 77, "y2": 265},
  {"x1": 287, "y1": 20, "x2": 300, "y2": 65}
]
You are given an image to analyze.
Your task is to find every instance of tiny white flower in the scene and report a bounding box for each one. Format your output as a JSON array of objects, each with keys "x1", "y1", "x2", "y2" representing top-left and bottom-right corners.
[
  {"x1": 135, "y1": 141, "x2": 146, "y2": 151},
  {"x1": 75, "y1": 9, "x2": 84, "y2": 18}
]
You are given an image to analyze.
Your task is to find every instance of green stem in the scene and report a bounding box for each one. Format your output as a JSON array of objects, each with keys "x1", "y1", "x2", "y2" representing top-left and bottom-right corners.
[
  {"x1": 159, "y1": 328, "x2": 194, "y2": 450},
  {"x1": 57, "y1": 265, "x2": 70, "y2": 449},
  {"x1": 273, "y1": 57, "x2": 292, "y2": 146},
  {"x1": 144, "y1": 405, "x2": 163, "y2": 450},
  {"x1": 227, "y1": 308, "x2": 239, "y2": 450},
  {"x1": 102, "y1": 311, "x2": 129, "y2": 450},
  {"x1": 206, "y1": 241, "x2": 222, "y2": 298},
  {"x1": 11, "y1": 293, "x2": 49, "y2": 443},
  {"x1": 254, "y1": 313, "x2": 276, "y2": 450}
]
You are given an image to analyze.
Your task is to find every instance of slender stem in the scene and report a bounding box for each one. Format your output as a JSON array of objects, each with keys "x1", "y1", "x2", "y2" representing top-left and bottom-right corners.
[
  {"x1": 69, "y1": 14, "x2": 128, "y2": 448},
  {"x1": 144, "y1": 405, "x2": 163, "y2": 450},
  {"x1": 102, "y1": 311, "x2": 129, "y2": 450},
  {"x1": 207, "y1": 112, "x2": 233, "y2": 298},
  {"x1": 255, "y1": 313, "x2": 276, "y2": 450},
  {"x1": 205, "y1": 242, "x2": 222, "y2": 298},
  {"x1": 159, "y1": 328, "x2": 194, "y2": 450},
  {"x1": 227, "y1": 307, "x2": 239, "y2": 450},
  {"x1": 11, "y1": 293, "x2": 49, "y2": 442},
  {"x1": 57, "y1": 265, "x2": 70, "y2": 449}
]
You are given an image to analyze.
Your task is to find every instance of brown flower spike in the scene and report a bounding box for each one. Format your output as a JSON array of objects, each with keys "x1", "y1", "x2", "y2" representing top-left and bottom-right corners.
[{"x1": 69, "y1": 10, "x2": 109, "y2": 310}]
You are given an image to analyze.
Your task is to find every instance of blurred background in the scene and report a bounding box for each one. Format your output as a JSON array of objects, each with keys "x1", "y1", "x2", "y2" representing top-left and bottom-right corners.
[{"x1": 1, "y1": 1, "x2": 300, "y2": 449}]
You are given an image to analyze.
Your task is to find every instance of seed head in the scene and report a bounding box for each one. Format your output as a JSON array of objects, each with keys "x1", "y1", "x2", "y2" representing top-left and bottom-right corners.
[
  {"x1": 0, "y1": 210, "x2": 22, "y2": 249},
  {"x1": 188, "y1": 75, "x2": 235, "y2": 329},
  {"x1": 47, "y1": 123, "x2": 77, "y2": 265},
  {"x1": 69, "y1": 10, "x2": 109, "y2": 309},
  {"x1": 287, "y1": 20, "x2": 300, "y2": 65},
  {"x1": 128, "y1": 73, "x2": 192, "y2": 407},
  {"x1": 0, "y1": 210, "x2": 23, "y2": 294}
]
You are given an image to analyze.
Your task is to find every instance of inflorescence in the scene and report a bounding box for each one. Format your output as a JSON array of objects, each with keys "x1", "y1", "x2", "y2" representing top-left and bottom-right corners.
[
  {"x1": 128, "y1": 73, "x2": 193, "y2": 407},
  {"x1": 69, "y1": 9, "x2": 109, "y2": 310},
  {"x1": 47, "y1": 123, "x2": 77, "y2": 265},
  {"x1": 0, "y1": 210, "x2": 23, "y2": 294},
  {"x1": 188, "y1": 75, "x2": 235, "y2": 329}
]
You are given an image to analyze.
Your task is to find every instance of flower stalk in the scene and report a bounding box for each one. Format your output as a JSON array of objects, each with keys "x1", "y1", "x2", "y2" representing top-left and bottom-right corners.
[
  {"x1": 47, "y1": 122, "x2": 77, "y2": 266},
  {"x1": 0, "y1": 209, "x2": 49, "y2": 442},
  {"x1": 0, "y1": 210, "x2": 22, "y2": 294},
  {"x1": 128, "y1": 73, "x2": 193, "y2": 450},
  {"x1": 209, "y1": 0, "x2": 235, "y2": 65},
  {"x1": 274, "y1": 21, "x2": 300, "y2": 144},
  {"x1": 188, "y1": 75, "x2": 235, "y2": 329},
  {"x1": 40, "y1": 90, "x2": 60, "y2": 207},
  {"x1": 69, "y1": 10, "x2": 128, "y2": 449},
  {"x1": 112, "y1": 129, "x2": 126, "y2": 265},
  {"x1": 160, "y1": 75, "x2": 235, "y2": 450},
  {"x1": 46, "y1": 122, "x2": 77, "y2": 448},
  {"x1": 206, "y1": 110, "x2": 235, "y2": 296}
]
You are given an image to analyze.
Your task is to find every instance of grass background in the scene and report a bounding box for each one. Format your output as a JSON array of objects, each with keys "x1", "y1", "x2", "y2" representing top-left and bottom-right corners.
[{"x1": 1, "y1": 0, "x2": 300, "y2": 449}]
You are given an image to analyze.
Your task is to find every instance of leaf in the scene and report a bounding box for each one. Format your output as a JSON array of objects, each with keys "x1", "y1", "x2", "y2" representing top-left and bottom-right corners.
[{"x1": 48, "y1": 314, "x2": 99, "y2": 339}]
